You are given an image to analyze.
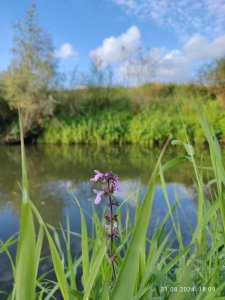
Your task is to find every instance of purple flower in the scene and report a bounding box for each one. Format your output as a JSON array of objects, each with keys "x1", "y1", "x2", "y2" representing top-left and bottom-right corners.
[
  {"x1": 90, "y1": 169, "x2": 120, "y2": 284},
  {"x1": 93, "y1": 189, "x2": 104, "y2": 205},
  {"x1": 90, "y1": 170, "x2": 121, "y2": 192},
  {"x1": 114, "y1": 177, "x2": 121, "y2": 192},
  {"x1": 90, "y1": 170, "x2": 103, "y2": 182},
  {"x1": 113, "y1": 222, "x2": 118, "y2": 231},
  {"x1": 113, "y1": 223, "x2": 119, "y2": 237},
  {"x1": 103, "y1": 172, "x2": 118, "y2": 181},
  {"x1": 101, "y1": 171, "x2": 121, "y2": 193}
]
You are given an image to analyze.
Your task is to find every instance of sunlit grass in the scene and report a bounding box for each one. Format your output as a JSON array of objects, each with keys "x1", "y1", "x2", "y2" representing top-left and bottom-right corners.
[{"x1": 39, "y1": 93, "x2": 225, "y2": 147}]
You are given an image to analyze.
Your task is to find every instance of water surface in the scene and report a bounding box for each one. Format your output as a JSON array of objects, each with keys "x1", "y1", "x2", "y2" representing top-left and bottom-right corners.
[{"x1": 0, "y1": 144, "x2": 210, "y2": 294}]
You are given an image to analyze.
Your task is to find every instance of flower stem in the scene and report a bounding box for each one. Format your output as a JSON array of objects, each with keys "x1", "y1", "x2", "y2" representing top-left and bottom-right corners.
[{"x1": 109, "y1": 197, "x2": 116, "y2": 283}]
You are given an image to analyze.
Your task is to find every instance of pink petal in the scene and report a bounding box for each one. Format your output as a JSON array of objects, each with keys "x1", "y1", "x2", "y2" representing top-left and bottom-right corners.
[
  {"x1": 90, "y1": 175, "x2": 98, "y2": 182},
  {"x1": 94, "y1": 194, "x2": 102, "y2": 205},
  {"x1": 113, "y1": 223, "x2": 118, "y2": 230},
  {"x1": 93, "y1": 189, "x2": 104, "y2": 205},
  {"x1": 90, "y1": 170, "x2": 103, "y2": 182}
]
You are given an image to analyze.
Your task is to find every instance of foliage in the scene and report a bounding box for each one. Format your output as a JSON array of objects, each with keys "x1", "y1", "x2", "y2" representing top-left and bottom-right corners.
[
  {"x1": 54, "y1": 86, "x2": 130, "y2": 118},
  {"x1": 40, "y1": 110, "x2": 131, "y2": 144},
  {"x1": 0, "y1": 87, "x2": 16, "y2": 133},
  {"x1": 198, "y1": 56, "x2": 225, "y2": 103},
  {"x1": 1, "y1": 81, "x2": 225, "y2": 145},
  {"x1": 40, "y1": 93, "x2": 225, "y2": 146},
  {"x1": 1, "y1": 4, "x2": 57, "y2": 138}
]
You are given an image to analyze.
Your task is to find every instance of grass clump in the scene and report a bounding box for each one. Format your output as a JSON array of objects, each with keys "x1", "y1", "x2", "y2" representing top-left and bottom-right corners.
[{"x1": 39, "y1": 89, "x2": 225, "y2": 146}]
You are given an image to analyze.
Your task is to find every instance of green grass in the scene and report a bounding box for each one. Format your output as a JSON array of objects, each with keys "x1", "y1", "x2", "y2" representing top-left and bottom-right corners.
[
  {"x1": 1, "y1": 108, "x2": 225, "y2": 299},
  {"x1": 38, "y1": 96, "x2": 225, "y2": 146},
  {"x1": 2, "y1": 82, "x2": 225, "y2": 146}
]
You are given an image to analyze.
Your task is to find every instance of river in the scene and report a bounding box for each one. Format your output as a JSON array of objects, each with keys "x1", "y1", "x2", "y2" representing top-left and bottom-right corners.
[{"x1": 0, "y1": 144, "x2": 212, "y2": 295}]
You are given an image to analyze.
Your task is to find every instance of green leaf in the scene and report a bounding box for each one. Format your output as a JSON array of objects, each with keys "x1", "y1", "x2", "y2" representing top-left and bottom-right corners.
[
  {"x1": 111, "y1": 142, "x2": 168, "y2": 299},
  {"x1": 44, "y1": 229, "x2": 70, "y2": 300},
  {"x1": 69, "y1": 289, "x2": 85, "y2": 300},
  {"x1": 160, "y1": 155, "x2": 190, "y2": 174},
  {"x1": 171, "y1": 139, "x2": 194, "y2": 156},
  {"x1": 73, "y1": 194, "x2": 89, "y2": 289},
  {"x1": 83, "y1": 241, "x2": 107, "y2": 299},
  {"x1": 15, "y1": 110, "x2": 36, "y2": 300},
  {"x1": 30, "y1": 201, "x2": 70, "y2": 300}
]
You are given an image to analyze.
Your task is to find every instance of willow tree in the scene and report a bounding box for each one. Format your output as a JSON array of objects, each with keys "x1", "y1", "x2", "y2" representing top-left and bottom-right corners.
[{"x1": 2, "y1": 3, "x2": 57, "y2": 140}]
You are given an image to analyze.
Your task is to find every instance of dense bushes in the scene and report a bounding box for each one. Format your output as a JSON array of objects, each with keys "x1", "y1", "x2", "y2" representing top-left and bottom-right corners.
[
  {"x1": 1, "y1": 82, "x2": 225, "y2": 145},
  {"x1": 39, "y1": 110, "x2": 131, "y2": 144},
  {"x1": 54, "y1": 86, "x2": 130, "y2": 117},
  {"x1": 0, "y1": 94, "x2": 16, "y2": 133},
  {"x1": 39, "y1": 95, "x2": 225, "y2": 146}
]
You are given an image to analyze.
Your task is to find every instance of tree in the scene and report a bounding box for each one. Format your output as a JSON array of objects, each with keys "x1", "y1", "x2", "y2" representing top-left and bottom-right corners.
[
  {"x1": 2, "y1": 3, "x2": 57, "y2": 140},
  {"x1": 120, "y1": 47, "x2": 157, "y2": 86},
  {"x1": 198, "y1": 56, "x2": 225, "y2": 102},
  {"x1": 0, "y1": 82, "x2": 16, "y2": 132},
  {"x1": 69, "y1": 60, "x2": 115, "y2": 110}
]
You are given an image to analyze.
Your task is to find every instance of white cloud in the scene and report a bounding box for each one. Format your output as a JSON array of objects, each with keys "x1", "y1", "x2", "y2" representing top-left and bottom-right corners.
[
  {"x1": 156, "y1": 34, "x2": 225, "y2": 82},
  {"x1": 90, "y1": 26, "x2": 153, "y2": 85},
  {"x1": 113, "y1": 0, "x2": 225, "y2": 37},
  {"x1": 90, "y1": 26, "x2": 141, "y2": 67},
  {"x1": 54, "y1": 43, "x2": 78, "y2": 58},
  {"x1": 90, "y1": 26, "x2": 225, "y2": 84}
]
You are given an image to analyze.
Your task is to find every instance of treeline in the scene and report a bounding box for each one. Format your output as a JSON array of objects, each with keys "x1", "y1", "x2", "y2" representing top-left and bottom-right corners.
[
  {"x1": 0, "y1": 74, "x2": 225, "y2": 146},
  {"x1": 39, "y1": 83, "x2": 225, "y2": 146},
  {"x1": 1, "y1": 82, "x2": 224, "y2": 146}
]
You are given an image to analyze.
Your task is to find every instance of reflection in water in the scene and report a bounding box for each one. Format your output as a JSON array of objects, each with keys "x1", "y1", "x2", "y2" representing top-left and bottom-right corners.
[{"x1": 0, "y1": 144, "x2": 210, "y2": 295}]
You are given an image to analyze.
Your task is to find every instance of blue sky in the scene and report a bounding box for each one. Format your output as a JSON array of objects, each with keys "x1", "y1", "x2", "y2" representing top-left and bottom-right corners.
[{"x1": 0, "y1": 0, "x2": 225, "y2": 84}]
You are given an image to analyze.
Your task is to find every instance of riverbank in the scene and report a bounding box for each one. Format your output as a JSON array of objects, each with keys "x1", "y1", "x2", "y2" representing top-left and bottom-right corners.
[
  {"x1": 1, "y1": 83, "x2": 224, "y2": 146},
  {"x1": 40, "y1": 98, "x2": 225, "y2": 146}
]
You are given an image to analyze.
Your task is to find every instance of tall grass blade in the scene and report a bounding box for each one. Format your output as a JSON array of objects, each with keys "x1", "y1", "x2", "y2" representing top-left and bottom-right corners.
[
  {"x1": 198, "y1": 112, "x2": 225, "y2": 231},
  {"x1": 111, "y1": 141, "x2": 168, "y2": 299},
  {"x1": 30, "y1": 202, "x2": 70, "y2": 300},
  {"x1": 83, "y1": 240, "x2": 107, "y2": 299},
  {"x1": 15, "y1": 109, "x2": 37, "y2": 300},
  {"x1": 73, "y1": 194, "x2": 89, "y2": 289}
]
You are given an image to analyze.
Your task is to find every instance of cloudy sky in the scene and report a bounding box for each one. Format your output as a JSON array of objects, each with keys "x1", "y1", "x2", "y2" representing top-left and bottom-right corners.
[{"x1": 0, "y1": 0, "x2": 225, "y2": 84}]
